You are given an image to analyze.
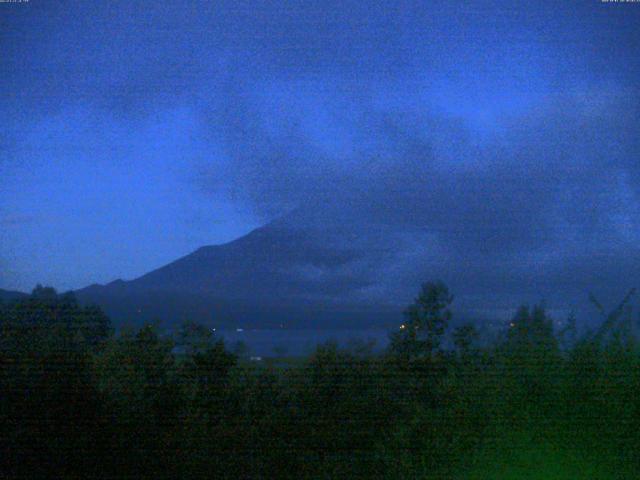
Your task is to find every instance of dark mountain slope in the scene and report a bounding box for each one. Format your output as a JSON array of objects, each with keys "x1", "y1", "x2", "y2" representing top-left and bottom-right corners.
[
  {"x1": 74, "y1": 200, "x2": 640, "y2": 331},
  {"x1": 75, "y1": 213, "x2": 409, "y2": 329},
  {"x1": 0, "y1": 288, "x2": 29, "y2": 303}
]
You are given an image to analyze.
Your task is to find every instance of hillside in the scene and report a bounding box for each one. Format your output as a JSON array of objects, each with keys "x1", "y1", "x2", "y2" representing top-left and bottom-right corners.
[
  {"x1": 0, "y1": 289, "x2": 29, "y2": 303},
  {"x1": 75, "y1": 209, "x2": 412, "y2": 329}
]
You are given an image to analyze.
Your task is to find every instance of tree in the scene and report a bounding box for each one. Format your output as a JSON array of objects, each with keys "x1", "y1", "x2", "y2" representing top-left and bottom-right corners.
[
  {"x1": 0, "y1": 286, "x2": 111, "y2": 352},
  {"x1": 390, "y1": 281, "x2": 453, "y2": 360},
  {"x1": 183, "y1": 339, "x2": 237, "y2": 397},
  {"x1": 505, "y1": 305, "x2": 558, "y2": 354},
  {"x1": 232, "y1": 340, "x2": 250, "y2": 359},
  {"x1": 453, "y1": 324, "x2": 479, "y2": 358},
  {"x1": 92, "y1": 324, "x2": 180, "y2": 477},
  {"x1": 273, "y1": 344, "x2": 289, "y2": 357},
  {"x1": 0, "y1": 286, "x2": 111, "y2": 476},
  {"x1": 559, "y1": 311, "x2": 577, "y2": 349},
  {"x1": 501, "y1": 305, "x2": 561, "y2": 411},
  {"x1": 177, "y1": 320, "x2": 215, "y2": 356}
]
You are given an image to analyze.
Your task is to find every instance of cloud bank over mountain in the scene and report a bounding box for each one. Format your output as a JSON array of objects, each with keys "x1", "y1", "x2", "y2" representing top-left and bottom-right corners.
[{"x1": 2, "y1": 1, "x2": 639, "y2": 316}]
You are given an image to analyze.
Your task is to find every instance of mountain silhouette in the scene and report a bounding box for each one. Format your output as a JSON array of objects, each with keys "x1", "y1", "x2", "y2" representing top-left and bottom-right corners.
[
  {"x1": 75, "y1": 208, "x2": 412, "y2": 329},
  {"x1": 72, "y1": 201, "x2": 640, "y2": 331},
  {"x1": 0, "y1": 288, "x2": 29, "y2": 303}
]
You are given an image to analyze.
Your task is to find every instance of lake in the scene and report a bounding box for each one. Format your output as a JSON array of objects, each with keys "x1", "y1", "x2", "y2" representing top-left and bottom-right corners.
[{"x1": 214, "y1": 327, "x2": 392, "y2": 357}]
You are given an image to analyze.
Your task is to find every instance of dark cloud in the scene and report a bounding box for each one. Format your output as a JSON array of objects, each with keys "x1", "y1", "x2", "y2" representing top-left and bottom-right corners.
[
  {"x1": 200, "y1": 83, "x2": 640, "y2": 244},
  {"x1": 190, "y1": 82, "x2": 640, "y2": 316}
]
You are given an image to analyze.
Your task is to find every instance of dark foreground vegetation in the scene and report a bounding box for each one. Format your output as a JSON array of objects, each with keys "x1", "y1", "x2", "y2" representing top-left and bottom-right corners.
[{"x1": 2, "y1": 283, "x2": 640, "y2": 478}]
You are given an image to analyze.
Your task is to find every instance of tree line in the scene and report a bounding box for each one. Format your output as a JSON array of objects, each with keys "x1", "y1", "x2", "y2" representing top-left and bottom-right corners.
[{"x1": 1, "y1": 282, "x2": 639, "y2": 478}]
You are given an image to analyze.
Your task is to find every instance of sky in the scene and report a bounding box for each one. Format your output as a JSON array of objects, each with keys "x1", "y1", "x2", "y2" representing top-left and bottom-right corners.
[{"x1": 1, "y1": 0, "x2": 640, "y2": 295}]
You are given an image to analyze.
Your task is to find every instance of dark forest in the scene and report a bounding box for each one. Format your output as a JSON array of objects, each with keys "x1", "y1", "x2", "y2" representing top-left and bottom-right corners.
[{"x1": 2, "y1": 283, "x2": 639, "y2": 478}]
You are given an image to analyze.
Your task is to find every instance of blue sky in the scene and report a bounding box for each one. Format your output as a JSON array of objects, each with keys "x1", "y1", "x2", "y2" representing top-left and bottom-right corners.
[{"x1": 1, "y1": 0, "x2": 639, "y2": 291}]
